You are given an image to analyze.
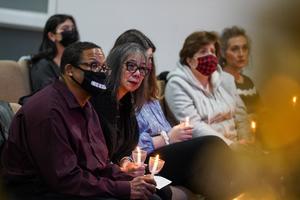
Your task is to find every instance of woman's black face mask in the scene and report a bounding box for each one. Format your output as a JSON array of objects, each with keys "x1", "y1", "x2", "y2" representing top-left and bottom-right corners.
[{"x1": 60, "y1": 30, "x2": 79, "y2": 47}]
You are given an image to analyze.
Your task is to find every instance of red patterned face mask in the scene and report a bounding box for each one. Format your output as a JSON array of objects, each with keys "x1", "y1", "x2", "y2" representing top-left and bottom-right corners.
[{"x1": 196, "y1": 54, "x2": 218, "y2": 76}]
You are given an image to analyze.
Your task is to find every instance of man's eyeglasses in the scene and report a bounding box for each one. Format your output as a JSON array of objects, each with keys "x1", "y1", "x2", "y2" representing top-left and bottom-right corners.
[
  {"x1": 80, "y1": 62, "x2": 110, "y2": 73},
  {"x1": 125, "y1": 61, "x2": 150, "y2": 77}
]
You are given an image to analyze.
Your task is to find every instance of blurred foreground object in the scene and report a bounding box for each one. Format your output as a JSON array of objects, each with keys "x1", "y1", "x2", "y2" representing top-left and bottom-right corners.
[{"x1": 257, "y1": 75, "x2": 300, "y2": 150}]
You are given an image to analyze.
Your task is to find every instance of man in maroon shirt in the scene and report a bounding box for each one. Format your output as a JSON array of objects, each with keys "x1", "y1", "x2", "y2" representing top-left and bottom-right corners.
[{"x1": 1, "y1": 42, "x2": 157, "y2": 200}]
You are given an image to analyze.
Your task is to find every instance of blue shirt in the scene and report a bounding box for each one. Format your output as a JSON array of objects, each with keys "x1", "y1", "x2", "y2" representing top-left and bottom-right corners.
[{"x1": 136, "y1": 100, "x2": 172, "y2": 153}]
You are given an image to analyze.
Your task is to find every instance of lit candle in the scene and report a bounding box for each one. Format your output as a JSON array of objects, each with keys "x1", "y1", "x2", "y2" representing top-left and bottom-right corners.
[
  {"x1": 251, "y1": 120, "x2": 256, "y2": 143},
  {"x1": 251, "y1": 121, "x2": 256, "y2": 133},
  {"x1": 137, "y1": 146, "x2": 141, "y2": 165},
  {"x1": 151, "y1": 155, "x2": 159, "y2": 176},
  {"x1": 292, "y1": 96, "x2": 297, "y2": 107},
  {"x1": 185, "y1": 116, "x2": 190, "y2": 127}
]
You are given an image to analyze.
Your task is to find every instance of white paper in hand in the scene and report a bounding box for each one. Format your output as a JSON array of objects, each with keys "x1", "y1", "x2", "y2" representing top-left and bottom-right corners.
[{"x1": 154, "y1": 175, "x2": 172, "y2": 189}]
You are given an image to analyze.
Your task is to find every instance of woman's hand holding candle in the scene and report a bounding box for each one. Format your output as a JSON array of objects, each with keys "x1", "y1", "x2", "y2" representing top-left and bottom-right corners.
[{"x1": 169, "y1": 123, "x2": 193, "y2": 143}]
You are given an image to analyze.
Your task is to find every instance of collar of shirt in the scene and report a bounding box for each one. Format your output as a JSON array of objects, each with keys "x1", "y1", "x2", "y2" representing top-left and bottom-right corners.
[{"x1": 53, "y1": 79, "x2": 92, "y2": 110}]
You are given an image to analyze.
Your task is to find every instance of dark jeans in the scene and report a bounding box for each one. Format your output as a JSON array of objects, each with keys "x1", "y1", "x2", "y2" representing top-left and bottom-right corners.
[{"x1": 149, "y1": 136, "x2": 237, "y2": 200}]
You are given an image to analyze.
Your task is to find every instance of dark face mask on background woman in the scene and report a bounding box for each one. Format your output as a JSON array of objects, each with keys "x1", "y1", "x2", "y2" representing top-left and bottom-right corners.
[
  {"x1": 196, "y1": 54, "x2": 218, "y2": 76},
  {"x1": 60, "y1": 30, "x2": 79, "y2": 47}
]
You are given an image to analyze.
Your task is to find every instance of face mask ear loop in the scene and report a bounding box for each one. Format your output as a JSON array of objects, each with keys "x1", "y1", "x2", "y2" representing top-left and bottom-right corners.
[
  {"x1": 69, "y1": 65, "x2": 84, "y2": 86},
  {"x1": 70, "y1": 75, "x2": 82, "y2": 87}
]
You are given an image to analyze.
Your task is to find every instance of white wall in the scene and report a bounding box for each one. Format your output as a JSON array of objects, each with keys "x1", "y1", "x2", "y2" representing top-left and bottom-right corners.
[
  {"x1": 56, "y1": 0, "x2": 274, "y2": 87},
  {"x1": 57, "y1": 0, "x2": 261, "y2": 72}
]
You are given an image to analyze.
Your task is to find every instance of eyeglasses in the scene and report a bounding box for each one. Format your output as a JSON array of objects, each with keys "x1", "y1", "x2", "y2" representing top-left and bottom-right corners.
[
  {"x1": 80, "y1": 61, "x2": 110, "y2": 73},
  {"x1": 125, "y1": 61, "x2": 150, "y2": 77}
]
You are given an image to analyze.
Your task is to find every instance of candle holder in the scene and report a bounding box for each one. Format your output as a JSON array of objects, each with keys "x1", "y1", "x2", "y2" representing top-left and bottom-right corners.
[
  {"x1": 132, "y1": 147, "x2": 147, "y2": 166},
  {"x1": 149, "y1": 155, "x2": 165, "y2": 176}
]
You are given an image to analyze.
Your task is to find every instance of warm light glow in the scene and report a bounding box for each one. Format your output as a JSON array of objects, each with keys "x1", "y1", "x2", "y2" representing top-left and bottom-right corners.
[
  {"x1": 232, "y1": 193, "x2": 245, "y2": 200},
  {"x1": 137, "y1": 146, "x2": 141, "y2": 164},
  {"x1": 151, "y1": 155, "x2": 159, "y2": 176},
  {"x1": 251, "y1": 120, "x2": 257, "y2": 144},
  {"x1": 292, "y1": 96, "x2": 297, "y2": 105},
  {"x1": 251, "y1": 121, "x2": 256, "y2": 132}
]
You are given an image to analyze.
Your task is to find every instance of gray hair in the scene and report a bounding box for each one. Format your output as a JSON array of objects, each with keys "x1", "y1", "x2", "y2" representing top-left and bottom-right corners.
[{"x1": 106, "y1": 43, "x2": 147, "y2": 109}]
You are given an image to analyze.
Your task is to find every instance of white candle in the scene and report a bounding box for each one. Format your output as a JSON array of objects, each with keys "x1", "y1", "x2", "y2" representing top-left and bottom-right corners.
[
  {"x1": 208, "y1": 108, "x2": 211, "y2": 125},
  {"x1": 151, "y1": 155, "x2": 159, "y2": 176},
  {"x1": 137, "y1": 146, "x2": 141, "y2": 165},
  {"x1": 185, "y1": 117, "x2": 190, "y2": 127}
]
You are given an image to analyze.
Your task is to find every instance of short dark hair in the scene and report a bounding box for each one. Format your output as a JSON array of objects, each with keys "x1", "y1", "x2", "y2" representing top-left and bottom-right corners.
[
  {"x1": 106, "y1": 42, "x2": 147, "y2": 110},
  {"x1": 113, "y1": 29, "x2": 159, "y2": 101},
  {"x1": 179, "y1": 31, "x2": 220, "y2": 66},
  {"x1": 60, "y1": 41, "x2": 100, "y2": 73}
]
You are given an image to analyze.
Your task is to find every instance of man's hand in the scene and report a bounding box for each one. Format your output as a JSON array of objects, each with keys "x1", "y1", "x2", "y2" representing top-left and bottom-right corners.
[
  {"x1": 130, "y1": 174, "x2": 156, "y2": 199},
  {"x1": 120, "y1": 160, "x2": 146, "y2": 177}
]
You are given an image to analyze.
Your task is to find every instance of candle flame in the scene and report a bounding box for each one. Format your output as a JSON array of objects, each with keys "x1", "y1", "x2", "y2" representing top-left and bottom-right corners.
[
  {"x1": 151, "y1": 154, "x2": 159, "y2": 176},
  {"x1": 251, "y1": 121, "x2": 256, "y2": 130}
]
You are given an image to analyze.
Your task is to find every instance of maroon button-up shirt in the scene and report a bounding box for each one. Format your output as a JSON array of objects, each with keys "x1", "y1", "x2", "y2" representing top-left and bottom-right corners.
[{"x1": 1, "y1": 80, "x2": 131, "y2": 198}]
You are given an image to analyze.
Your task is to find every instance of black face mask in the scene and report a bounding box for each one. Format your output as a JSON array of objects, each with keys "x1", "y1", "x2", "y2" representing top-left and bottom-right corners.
[
  {"x1": 71, "y1": 67, "x2": 107, "y2": 95},
  {"x1": 60, "y1": 30, "x2": 79, "y2": 47}
]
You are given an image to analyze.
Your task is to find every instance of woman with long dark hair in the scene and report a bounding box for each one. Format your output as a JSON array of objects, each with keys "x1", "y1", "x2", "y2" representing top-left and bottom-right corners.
[{"x1": 30, "y1": 14, "x2": 79, "y2": 92}]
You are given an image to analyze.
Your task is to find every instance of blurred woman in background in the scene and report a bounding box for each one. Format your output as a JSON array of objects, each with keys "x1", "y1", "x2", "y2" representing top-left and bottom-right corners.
[
  {"x1": 30, "y1": 14, "x2": 79, "y2": 92},
  {"x1": 165, "y1": 31, "x2": 251, "y2": 145},
  {"x1": 220, "y1": 26, "x2": 259, "y2": 115}
]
